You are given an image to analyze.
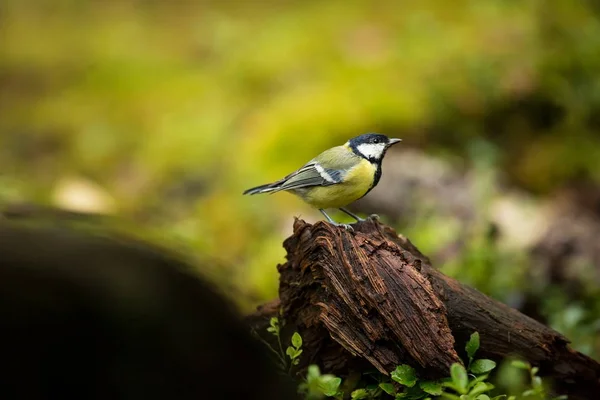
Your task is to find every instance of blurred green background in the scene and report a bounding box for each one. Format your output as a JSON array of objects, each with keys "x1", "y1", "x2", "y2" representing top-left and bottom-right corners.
[{"x1": 1, "y1": 0, "x2": 599, "y2": 358}]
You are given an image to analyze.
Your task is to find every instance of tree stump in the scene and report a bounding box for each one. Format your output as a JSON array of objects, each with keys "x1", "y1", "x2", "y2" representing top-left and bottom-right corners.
[{"x1": 247, "y1": 218, "x2": 600, "y2": 400}]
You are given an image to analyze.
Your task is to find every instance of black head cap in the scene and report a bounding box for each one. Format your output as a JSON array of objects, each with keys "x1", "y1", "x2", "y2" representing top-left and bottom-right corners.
[{"x1": 347, "y1": 133, "x2": 402, "y2": 161}]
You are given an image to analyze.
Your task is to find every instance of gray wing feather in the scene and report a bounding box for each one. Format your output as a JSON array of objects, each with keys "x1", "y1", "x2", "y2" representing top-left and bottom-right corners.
[
  {"x1": 274, "y1": 162, "x2": 342, "y2": 191},
  {"x1": 246, "y1": 146, "x2": 355, "y2": 194}
]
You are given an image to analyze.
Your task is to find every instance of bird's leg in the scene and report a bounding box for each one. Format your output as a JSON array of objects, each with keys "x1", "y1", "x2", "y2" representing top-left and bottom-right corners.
[
  {"x1": 340, "y1": 207, "x2": 380, "y2": 222},
  {"x1": 319, "y1": 209, "x2": 353, "y2": 231},
  {"x1": 339, "y1": 207, "x2": 365, "y2": 222}
]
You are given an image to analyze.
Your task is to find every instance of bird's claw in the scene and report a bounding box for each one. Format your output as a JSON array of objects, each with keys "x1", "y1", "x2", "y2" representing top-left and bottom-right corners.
[
  {"x1": 368, "y1": 214, "x2": 380, "y2": 221},
  {"x1": 338, "y1": 223, "x2": 354, "y2": 232}
]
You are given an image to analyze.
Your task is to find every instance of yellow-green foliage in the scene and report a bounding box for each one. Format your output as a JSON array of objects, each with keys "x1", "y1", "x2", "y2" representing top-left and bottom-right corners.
[{"x1": 2, "y1": 0, "x2": 600, "y2": 311}]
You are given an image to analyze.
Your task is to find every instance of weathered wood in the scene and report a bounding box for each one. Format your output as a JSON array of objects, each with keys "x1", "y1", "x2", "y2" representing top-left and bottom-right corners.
[{"x1": 248, "y1": 218, "x2": 600, "y2": 400}]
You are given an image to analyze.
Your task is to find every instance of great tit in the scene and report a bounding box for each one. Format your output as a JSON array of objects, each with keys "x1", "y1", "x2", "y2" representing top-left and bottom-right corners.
[{"x1": 244, "y1": 133, "x2": 401, "y2": 229}]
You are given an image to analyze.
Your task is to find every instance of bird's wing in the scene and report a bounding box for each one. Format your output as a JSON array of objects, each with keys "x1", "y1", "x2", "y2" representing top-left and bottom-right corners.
[{"x1": 275, "y1": 146, "x2": 358, "y2": 191}]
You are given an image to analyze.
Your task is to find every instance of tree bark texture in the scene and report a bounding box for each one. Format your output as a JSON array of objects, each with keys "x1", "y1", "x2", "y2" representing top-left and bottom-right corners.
[{"x1": 247, "y1": 218, "x2": 600, "y2": 400}]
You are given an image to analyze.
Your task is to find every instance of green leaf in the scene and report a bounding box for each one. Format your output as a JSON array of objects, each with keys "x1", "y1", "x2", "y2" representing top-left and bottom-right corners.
[
  {"x1": 476, "y1": 395, "x2": 490, "y2": 400},
  {"x1": 532, "y1": 376, "x2": 542, "y2": 390},
  {"x1": 420, "y1": 380, "x2": 442, "y2": 396},
  {"x1": 405, "y1": 384, "x2": 428, "y2": 399},
  {"x1": 379, "y1": 382, "x2": 397, "y2": 395},
  {"x1": 450, "y1": 363, "x2": 468, "y2": 394},
  {"x1": 307, "y1": 364, "x2": 321, "y2": 381},
  {"x1": 470, "y1": 359, "x2": 497, "y2": 374},
  {"x1": 468, "y1": 374, "x2": 489, "y2": 389},
  {"x1": 470, "y1": 382, "x2": 493, "y2": 396},
  {"x1": 267, "y1": 317, "x2": 279, "y2": 335},
  {"x1": 351, "y1": 388, "x2": 369, "y2": 399},
  {"x1": 291, "y1": 332, "x2": 302, "y2": 349},
  {"x1": 286, "y1": 346, "x2": 296, "y2": 358},
  {"x1": 466, "y1": 332, "x2": 480, "y2": 360},
  {"x1": 318, "y1": 375, "x2": 342, "y2": 396},
  {"x1": 391, "y1": 365, "x2": 417, "y2": 387},
  {"x1": 286, "y1": 346, "x2": 302, "y2": 360},
  {"x1": 510, "y1": 360, "x2": 530, "y2": 370},
  {"x1": 437, "y1": 392, "x2": 460, "y2": 400}
]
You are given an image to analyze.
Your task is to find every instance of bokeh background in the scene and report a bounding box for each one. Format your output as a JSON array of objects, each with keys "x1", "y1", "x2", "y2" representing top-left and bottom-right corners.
[{"x1": 1, "y1": 0, "x2": 599, "y2": 359}]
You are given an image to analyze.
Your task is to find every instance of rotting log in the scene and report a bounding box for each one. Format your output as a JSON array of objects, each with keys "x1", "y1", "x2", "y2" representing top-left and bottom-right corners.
[{"x1": 247, "y1": 218, "x2": 600, "y2": 400}]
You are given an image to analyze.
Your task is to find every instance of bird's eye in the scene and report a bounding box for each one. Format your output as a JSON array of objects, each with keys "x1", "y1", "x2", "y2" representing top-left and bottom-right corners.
[{"x1": 372, "y1": 138, "x2": 380, "y2": 143}]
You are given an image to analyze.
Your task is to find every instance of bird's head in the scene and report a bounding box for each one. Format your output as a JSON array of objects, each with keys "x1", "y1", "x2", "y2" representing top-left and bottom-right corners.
[{"x1": 347, "y1": 133, "x2": 402, "y2": 162}]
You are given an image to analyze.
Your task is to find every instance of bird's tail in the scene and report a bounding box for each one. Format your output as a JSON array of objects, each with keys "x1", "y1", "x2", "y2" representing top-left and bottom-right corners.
[{"x1": 243, "y1": 181, "x2": 283, "y2": 195}]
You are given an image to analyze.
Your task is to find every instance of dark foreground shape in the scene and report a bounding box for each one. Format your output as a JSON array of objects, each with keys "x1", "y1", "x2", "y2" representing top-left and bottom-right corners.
[
  {"x1": 0, "y1": 221, "x2": 297, "y2": 400},
  {"x1": 248, "y1": 218, "x2": 600, "y2": 400}
]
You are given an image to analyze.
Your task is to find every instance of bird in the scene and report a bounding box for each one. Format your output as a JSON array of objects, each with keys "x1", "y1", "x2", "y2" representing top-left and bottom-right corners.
[{"x1": 243, "y1": 133, "x2": 401, "y2": 230}]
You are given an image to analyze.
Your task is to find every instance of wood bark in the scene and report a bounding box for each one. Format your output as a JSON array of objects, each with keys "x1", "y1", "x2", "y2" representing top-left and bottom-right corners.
[{"x1": 247, "y1": 218, "x2": 600, "y2": 400}]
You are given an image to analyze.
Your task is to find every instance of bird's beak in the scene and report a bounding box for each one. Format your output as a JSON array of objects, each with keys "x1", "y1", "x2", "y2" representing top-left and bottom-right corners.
[{"x1": 388, "y1": 138, "x2": 402, "y2": 146}]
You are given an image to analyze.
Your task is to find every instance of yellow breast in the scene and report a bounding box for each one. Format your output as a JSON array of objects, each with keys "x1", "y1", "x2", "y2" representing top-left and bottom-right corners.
[{"x1": 297, "y1": 159, "x2": 376, "y2": 209}]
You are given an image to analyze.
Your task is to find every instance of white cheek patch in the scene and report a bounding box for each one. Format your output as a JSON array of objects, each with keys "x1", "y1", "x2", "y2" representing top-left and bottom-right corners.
[{"x1": 356, "y1": 143, "x2": 386, "y2": 160}]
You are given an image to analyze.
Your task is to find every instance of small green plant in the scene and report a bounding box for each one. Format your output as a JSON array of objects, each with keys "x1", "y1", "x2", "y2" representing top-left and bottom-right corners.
[
  {"x1": 350, "y1": 380, "x2": 388, "y2": 399},
  {"x1": 509, "y1": 360, "x2": 567, "y2": 400},
  {"x1": 257, "y1": 316, "x2": 305, "y2": 372},
  {"x1": 438, "y1": 332, "x2": 497, "y2": 399},
  {"x1": 258, "y1": 327, "x2": 569, "y2": 400},
  {"x1": 360, "y1": 333, "x2": 491, "y2": 399},
  {"x1": 287, "y1": 331, "x2": 304, "y2": 368},
  {"x1": 298, "y1": 365, "x2": 343, "y2": 400}
]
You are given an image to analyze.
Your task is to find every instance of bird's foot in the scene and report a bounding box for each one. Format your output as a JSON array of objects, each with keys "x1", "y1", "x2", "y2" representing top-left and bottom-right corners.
[
  {"x1": 319, "y1": 209, "x2": 356, "y2": 231},
  {"x1": 336, "y1": 223, "x2": 354, "y2": 232},
  {"x1": 367, "y1": 214, "x2": 380, "y2": 221}
]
